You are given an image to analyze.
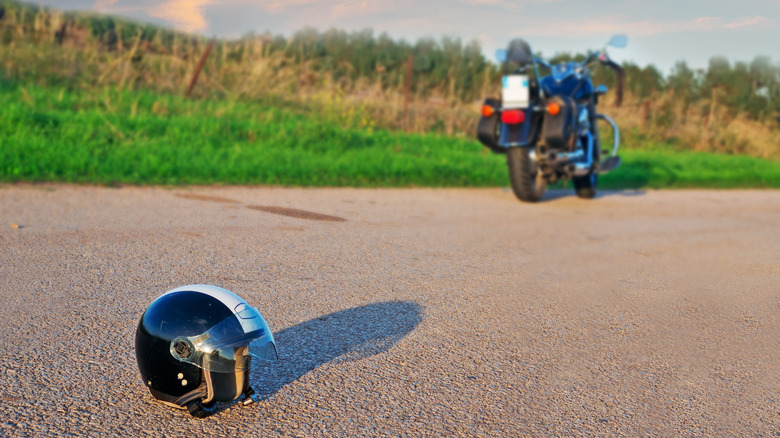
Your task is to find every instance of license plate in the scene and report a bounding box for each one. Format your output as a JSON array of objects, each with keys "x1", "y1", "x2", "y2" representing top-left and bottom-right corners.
[{"x1": 502, "y1": 75, "x2": 529, "y2": 108}]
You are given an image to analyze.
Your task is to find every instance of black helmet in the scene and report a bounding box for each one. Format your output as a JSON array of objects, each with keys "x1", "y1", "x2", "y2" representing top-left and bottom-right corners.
[{"x1": 135, "y1": 285, "x2": 278, "y2": 417}]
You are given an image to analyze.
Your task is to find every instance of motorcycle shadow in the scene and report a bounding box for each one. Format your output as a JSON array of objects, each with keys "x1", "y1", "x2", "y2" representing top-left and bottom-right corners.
[
  {"x1": 250, "y1": 301, "x2": 423, "y2": 399},
  {"x1": 596, "y1": 189, "x2": 647, "y2": 198},
  {"x1": 525, "y1": 189, "x2": 647, "y2": 202},
  {"x1": 536, "y1": 190, "x2": 572, "y2": 201}
]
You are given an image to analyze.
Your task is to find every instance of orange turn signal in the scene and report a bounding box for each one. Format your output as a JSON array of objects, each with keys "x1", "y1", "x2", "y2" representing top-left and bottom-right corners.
[
  {"x1": 481, "y1": 105, "x2": 495, "y2": 118},
  {"x1": 546, "y1": 102, "x2": 561, "y2": 116}
]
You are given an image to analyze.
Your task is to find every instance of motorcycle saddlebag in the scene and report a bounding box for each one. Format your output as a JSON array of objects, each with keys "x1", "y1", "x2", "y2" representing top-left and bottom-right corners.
[
  {"x1": 476, "y1": 98, "x2": 506, "y2": 154},
  {"x1": 541, "y1": 96, "x2": 577, "y2": 150}
]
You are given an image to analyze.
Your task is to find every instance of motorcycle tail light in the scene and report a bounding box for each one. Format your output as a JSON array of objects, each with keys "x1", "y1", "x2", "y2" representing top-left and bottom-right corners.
[
  {"x1": 546, "y1": 102, "x2": 561, "y2": 116},
  {"x1": 481, "y1": 105, "x2": 495, "y2": 117},
  {"x1": 501, "y1": 109, "x2": 525, "y2": 124}
]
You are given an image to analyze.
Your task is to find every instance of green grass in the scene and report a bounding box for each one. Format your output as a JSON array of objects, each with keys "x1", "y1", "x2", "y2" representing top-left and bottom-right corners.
[
  {"x1": 0, "y1": 81, "x2": 507, "y2": 186},
  {"x1": 2, "y1": 81, "x2": 779, "y2": 188},
  {"x1": 601, "y1": 148, "x2": 780, "y2": 189}
]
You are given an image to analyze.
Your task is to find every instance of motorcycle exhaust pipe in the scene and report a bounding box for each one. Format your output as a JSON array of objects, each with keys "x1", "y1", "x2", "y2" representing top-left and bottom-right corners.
[
  {"x1": 546, "y1": 150, "x2": 584, "y2": 165},
  {"x1": 536, "y1": 131, "x2": 598, "y2": 176},
  {"x1": 534, "y1": 146, "x2": 585, "y2": 167}
]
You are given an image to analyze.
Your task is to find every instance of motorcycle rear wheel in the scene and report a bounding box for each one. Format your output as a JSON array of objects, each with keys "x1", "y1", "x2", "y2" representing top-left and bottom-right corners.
[
  {"x1": 507, "y1": 147, "x2": 546, "y2": 202},
  {"x1": 573, "y1": 172, "x2": 598, "y2": 199}
]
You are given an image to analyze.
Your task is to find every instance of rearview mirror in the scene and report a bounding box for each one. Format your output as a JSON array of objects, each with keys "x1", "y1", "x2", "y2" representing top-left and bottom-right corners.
[{"x1": 608, "y1": 34, "x2": 627, "y2": 49}]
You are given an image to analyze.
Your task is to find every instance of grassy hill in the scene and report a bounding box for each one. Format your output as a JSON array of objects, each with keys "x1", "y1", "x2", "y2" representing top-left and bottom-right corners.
[{"x1": 1, "y1": 0, "x2": 779, "y2": 188}]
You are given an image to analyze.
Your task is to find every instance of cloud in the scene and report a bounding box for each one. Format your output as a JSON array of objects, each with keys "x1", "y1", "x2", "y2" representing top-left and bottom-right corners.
[
  {"x1": 455, "y1": 0, "x2": 566, "y2": 11},
  {"x1": 147, "y1": 0, "x2": 214, "y2": 33},
  {"x1": 87, "y1": 1, "x2": 776, "y2": 40},
  {"x1": 93, "y1": 0, "x2": 119, "y2": 11},
  {"x1": 92, "y1": 0, "x2": 217, "y2": 32},
  {"x1": 724, "y1": 15, "x2": 772, "y2": 29},
  {"x1": 331, "y1": 0, "x2": 388, "y2": 18},
  {"x1": 250, "y1": 0, "x2": 318, "y2": 14},
  {"x1": 456, "y1": 0, "x2": 521, "y2": 10},
  {"x1": 513, "y1": 14, "x2": 776, "y2": 38},
  {"x1": 662, "y1": 15, "x2": 774, "y2": 34}
]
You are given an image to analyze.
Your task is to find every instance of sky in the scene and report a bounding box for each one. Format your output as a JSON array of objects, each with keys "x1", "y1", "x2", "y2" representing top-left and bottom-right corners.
[{"x1": 26, "y1": 0, "x2": 780, "y2": 75}]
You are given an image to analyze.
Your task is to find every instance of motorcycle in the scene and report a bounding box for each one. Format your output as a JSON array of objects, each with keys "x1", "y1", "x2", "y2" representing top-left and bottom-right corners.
[{"x1": 477, "y1": 35, "x2": 627, "y2": 202}]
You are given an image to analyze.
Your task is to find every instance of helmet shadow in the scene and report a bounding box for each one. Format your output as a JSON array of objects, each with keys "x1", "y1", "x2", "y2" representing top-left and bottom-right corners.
[{"x1": 250, "y1": 301, "x2": 423, "y2": 399}]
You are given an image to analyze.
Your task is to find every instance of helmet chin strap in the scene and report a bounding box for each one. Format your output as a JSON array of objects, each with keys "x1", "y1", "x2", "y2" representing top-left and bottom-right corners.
[
  {"x1": 173, "y1": 374, "x2": 259, "y2": 418},
  {"x1": 177, "y1": 384, "x2": 259, "y2": 418},
  {"x1": 176, "y1": 367, "x2": 218, "y2": 418},
  {"x1": 172, "y1": 382, "x2": 218, "y2": 418},
  {"x1": 186, "y1": 399, "x2": 218, "y2": 418},
  {"x1": 174, "y1": 383, "x2": 209, "y2": 408}
]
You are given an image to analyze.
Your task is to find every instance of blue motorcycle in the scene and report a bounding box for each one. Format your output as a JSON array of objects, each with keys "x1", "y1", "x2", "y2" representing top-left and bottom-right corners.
[{"x1": 477, "y1": 35, "x2": 627, "y2": 202}]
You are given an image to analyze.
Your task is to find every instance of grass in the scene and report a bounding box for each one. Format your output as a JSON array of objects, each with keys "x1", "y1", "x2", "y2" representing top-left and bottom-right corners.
[
  {"x1": 0, "y1": 81, "x2": 507, "y2": 186},
  {"x1": 601, "y1": 148, "x2": 780, "y2": 189},
  {"x1": 2, "y1": 81, "x2": 779, "y2": 188}
]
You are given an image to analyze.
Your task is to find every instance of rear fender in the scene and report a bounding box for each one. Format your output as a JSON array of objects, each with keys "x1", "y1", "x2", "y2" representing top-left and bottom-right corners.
[{"x1": 499, "y1": 108, "x2": 536, "y2": 147}]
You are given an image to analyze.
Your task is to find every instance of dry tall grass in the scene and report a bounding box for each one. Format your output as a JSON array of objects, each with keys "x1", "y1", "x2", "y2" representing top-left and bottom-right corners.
[
  {"x1": 601, "y1": 92, "x2": 779, "y2": 159},
  {"x1": 1, "y1": 5, "x2": 778, "y2": 159}
]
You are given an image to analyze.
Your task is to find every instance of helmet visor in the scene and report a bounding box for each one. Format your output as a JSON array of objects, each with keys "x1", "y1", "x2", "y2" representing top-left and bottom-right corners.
[{"x1": 170, "y1": 306, "x2": 278, "y2": 373}]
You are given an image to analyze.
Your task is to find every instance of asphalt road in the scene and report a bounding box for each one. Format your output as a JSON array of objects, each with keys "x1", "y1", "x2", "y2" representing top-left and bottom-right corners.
[{"x1": 1, "y1": 185, "x2": 778, "y2": 437}]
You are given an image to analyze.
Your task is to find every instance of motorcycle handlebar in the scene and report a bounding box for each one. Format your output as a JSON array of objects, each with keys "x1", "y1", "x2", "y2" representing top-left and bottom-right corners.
[
  {"x1": 584, "y1": 52, "x2": 598, "y2": 66},
  {"x1": 533, "y1": 57, "x2": 551, "y2": 69},
  {"x1": 531, "y1": 52, "x2": 624, "y2": 107},
  {"x1": 598, "y1": 56, "x2": 624, "y2": 107}
]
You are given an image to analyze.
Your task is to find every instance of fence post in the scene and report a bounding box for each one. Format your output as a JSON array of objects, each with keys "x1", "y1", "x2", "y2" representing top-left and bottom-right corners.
[
  {"x1": 185, "y1": 37, "x2": 216, "y2": 98},
  {"x1": 403, "y1": 54, "x2": 413, "y2": 129},
  {"x1": 614, "y1": 69, "x2": 624, "y2": 108}
]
